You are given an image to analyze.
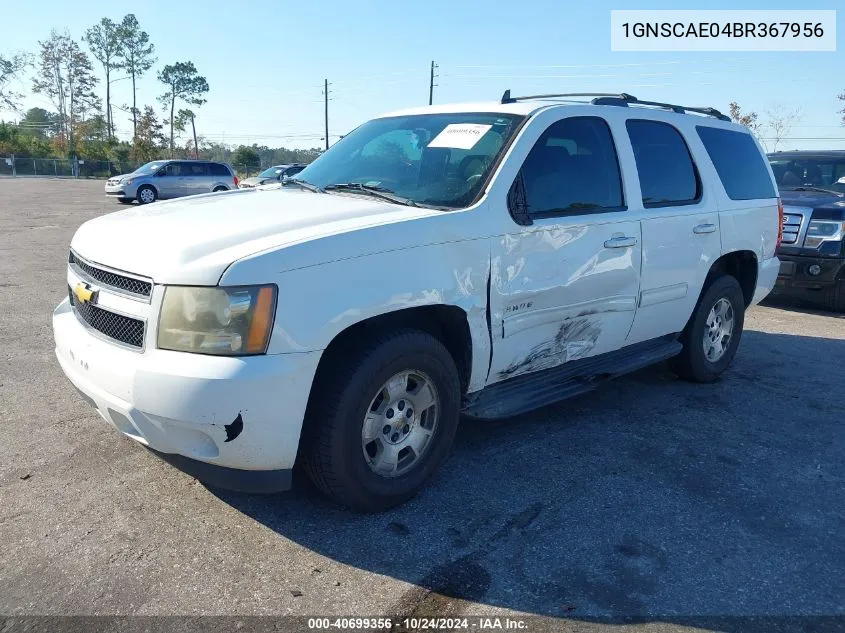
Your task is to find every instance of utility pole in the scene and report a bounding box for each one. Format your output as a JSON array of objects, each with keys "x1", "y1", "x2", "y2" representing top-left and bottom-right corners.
[
  {"x1": 429, "y1": 61, "x2": 438, "y2": 105},
  {"x1": 190, "y1": 112, "x2": 198, "y2": 160},
  {"x1": 324, "y1": 78, "x2": 330, "y2": 151}
]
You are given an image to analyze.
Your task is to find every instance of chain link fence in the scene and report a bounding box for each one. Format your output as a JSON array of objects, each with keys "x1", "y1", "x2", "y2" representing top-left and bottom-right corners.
[
  {"x1": 0, "y1": 155, "x2": 144, "y2": 179},
  {"x1": 2, "y1": 156, "x2": 267, "y2": 179}
]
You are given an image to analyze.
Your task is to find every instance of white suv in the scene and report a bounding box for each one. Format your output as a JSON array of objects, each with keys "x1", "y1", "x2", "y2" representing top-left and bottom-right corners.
[{"x1": 53, "y1": 92, "x2": 782, "y2": 511}]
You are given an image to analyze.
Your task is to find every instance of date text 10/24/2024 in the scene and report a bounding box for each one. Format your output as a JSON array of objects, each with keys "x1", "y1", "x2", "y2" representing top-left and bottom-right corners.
[{"x1": 307, "y1": 617, "x2": 529, "y2": 630}]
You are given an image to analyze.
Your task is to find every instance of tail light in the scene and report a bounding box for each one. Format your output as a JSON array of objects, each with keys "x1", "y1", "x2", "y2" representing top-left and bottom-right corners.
[
  {"x1": 776, "y1": 198, "x2": 784, "y2": 249},
  {"x1": 233, "y1": 174, "x2": 239, "y2": 187}
]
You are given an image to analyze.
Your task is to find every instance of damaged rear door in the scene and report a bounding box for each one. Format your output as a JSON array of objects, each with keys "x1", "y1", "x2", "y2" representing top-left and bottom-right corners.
[{"x1": 487, "y1": 115, "x2": 642, "y2": 383}]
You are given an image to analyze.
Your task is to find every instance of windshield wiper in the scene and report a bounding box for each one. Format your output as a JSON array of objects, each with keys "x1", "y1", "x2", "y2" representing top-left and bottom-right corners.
[
  {"x1": 280, "y1": 178, "x2": 323, "y2": 193},
  {"x1": 786, "y1": 186, "x2": 844, "y2": 196},
  {"x1": 323, "y1": 182, "x2": 417, "y2": 207}
]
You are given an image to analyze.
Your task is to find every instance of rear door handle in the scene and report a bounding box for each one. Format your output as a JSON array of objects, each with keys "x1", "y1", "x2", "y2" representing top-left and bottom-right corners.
[
  {"x1": 693, "y1": 223, "x2": 717, "y2": 234},
  {"x1": 604, "y1": 236, "x2": 638, "y2": 249}
]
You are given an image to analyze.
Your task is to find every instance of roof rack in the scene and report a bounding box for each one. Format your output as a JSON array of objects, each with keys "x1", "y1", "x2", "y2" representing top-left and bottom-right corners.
[{"x1": 499, "y1": 90, "x2": 730, "y2": 122}]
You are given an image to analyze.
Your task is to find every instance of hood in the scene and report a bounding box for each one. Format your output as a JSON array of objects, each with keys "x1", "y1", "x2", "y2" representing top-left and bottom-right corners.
[
  {"x1": 108, "y1": 173, "x2": 134, "y2": 182},
  {"x1": 239, "y1": 176, "x2": 265, "y2": 187},
  {"x1": 71, "y1": 187, "x2": 438, "y2": 285},
  {"x1": 780, "y1": 189, "x2": 845, "y2": 207}
]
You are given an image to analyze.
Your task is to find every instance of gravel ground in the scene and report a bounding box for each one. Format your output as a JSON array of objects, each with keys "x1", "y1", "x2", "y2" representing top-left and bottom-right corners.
[{"x1": 1, "y1": 178, "x2": 843, "y2": 633}]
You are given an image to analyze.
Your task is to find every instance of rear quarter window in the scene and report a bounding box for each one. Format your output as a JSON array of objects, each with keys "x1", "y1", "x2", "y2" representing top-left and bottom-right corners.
[
  {"x1": 209, "y1": 163, "x2": 231, "y2": 176},
  {"x1": 696, "y1": 126, "x2": 776, "y2": 200},
  {"x1": 627, "y1": 119, "x2": 700, "y2": 207}
]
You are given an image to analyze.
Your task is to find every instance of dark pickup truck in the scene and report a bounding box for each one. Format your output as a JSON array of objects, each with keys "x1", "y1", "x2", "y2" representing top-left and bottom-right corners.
[{"x1": 768, "y1": 151, "x2": 845, "y2": 311}]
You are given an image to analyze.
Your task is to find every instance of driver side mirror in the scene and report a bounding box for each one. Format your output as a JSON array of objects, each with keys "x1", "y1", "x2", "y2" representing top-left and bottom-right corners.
[{"x1": 507, "y1": 171, "x2": 532, "y2": 226}]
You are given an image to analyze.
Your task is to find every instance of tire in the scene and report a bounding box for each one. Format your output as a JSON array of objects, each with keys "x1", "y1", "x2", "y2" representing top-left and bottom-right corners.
[
  {"x1": 822, "y1": 280, "x2": 845, "y2": 312},
  {"x1": 301, "y1": 328, "x2": 461, "y2": 512},
  {"x1": 671, "y1": 275, "x2": 746, "y2": 383},
  {"x1": 212, "y1": 186, "x2": 228, "y2": 192},
  {"x1": 136, "y1": 185, "x2": 157, "y2": 205},
  {"x1": 116, "y1": 197, "x2": 133, "y2": 204}
]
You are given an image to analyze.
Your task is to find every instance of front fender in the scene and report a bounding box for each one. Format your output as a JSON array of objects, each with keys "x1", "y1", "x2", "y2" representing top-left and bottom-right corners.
[{"x1": 258, "y1": 240, "x2": 492, "y2": 393}]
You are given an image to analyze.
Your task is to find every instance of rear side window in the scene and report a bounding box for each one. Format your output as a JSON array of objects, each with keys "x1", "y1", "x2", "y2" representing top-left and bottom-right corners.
[
  {"x1": 627, "y1": 120, "x2": 700, "y2": 207},
  {"x1": 184, "y1": 162, "x2": 208, "y2": 176},
  {"x1": 696, "y1": 126, "x2": 776, "y2": 200},
  {"x1": 519, "y1": 116, "x2": 624, "y2": 215},
  {"x1": 209, "y1": 163, "x2": 231, "y2": 176}
]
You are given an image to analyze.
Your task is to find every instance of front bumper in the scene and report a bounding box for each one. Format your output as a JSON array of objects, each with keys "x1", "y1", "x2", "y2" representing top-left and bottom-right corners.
[
  {"x1": 105, "y1": 182, "x2": 135, "y2": 198},
  {"x1": 771, "y1": 253, "x2": 845, "y2": 296},
  {"x1": 53, "y1": 298, "x2": 322, "y2": 492}
]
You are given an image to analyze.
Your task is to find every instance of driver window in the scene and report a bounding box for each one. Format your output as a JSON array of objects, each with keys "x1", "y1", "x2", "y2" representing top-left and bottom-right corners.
[
  {"x1": 163, "y1": 163, "x2": 182, "y2": 177},
  {"x1": 518, "y1": 116, "x2": 624, "y2": 216}
]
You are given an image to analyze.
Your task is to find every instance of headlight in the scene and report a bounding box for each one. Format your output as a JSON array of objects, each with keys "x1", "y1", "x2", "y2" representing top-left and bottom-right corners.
[
  {"x1": 805, "y1": 220, "x2": 845, "y2": 249},
  {"x1": 123, "y1": 178, "x2": 134, "y2": 185},
  {"x1": 157, "y1": 285, "x2": 277, "y2": 355}
]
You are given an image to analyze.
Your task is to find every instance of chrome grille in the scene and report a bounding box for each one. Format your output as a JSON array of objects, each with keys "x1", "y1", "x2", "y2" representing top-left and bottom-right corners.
[
  {"x1": 68, "y1": 285, "x2": 145, "y2": 349},
  {"x1": 69, "y1": 251, "x2": 152, "y2": 298},
  {"x1": 781, "y1": 212, "x2": 804, "y2": 245}
]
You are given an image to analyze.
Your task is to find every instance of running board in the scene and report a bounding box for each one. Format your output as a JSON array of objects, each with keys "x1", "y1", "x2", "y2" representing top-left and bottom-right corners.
[{"x1": 462, "y1": 335, "x2": 682, "y2": 419}]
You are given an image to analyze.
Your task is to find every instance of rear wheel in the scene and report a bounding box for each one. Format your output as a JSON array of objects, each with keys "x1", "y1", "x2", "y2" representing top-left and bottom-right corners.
[
  {"x1": 136, "y1": 185, "x2": 157, "y2": 205},
  {"x1": 302, "y1": 329, "x2": 460, "y2": 512},
  {"x1": 671, "y1": 275, "x2": 745, "y2": 383},
  {"x1": 822, "y1": 280, "x2": 845, "y2": 312},
  {"x1": 212, "y1": 185, "x2": 227, "y2": 192}
]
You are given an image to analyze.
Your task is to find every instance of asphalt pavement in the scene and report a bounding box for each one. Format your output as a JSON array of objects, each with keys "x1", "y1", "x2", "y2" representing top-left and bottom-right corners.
[{"x1": 1, "y1": 178, "x2": 843, "y2": 633}]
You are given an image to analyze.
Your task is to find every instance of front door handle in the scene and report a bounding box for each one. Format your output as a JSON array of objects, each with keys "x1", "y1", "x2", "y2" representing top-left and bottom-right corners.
[
  {"x1": 604, "y1": 236, "x2": 638, "y2": 249},
  {"x1": 693, "y1": 223, "x2": 717, "y2": 234}
]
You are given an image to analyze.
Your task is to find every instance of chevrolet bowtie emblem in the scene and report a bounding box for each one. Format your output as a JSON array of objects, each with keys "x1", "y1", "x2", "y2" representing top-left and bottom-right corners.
[{"x1": 73, "y1": 282, "x2": 97, "y2": 305}]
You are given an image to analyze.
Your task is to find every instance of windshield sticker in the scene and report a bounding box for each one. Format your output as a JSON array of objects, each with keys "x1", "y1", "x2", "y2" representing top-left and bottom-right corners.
[{"x1": 427, "y1": 124, "x2": 492, "y2": 150}]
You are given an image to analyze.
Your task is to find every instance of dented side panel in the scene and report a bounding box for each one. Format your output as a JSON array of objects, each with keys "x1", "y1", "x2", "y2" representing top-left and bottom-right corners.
[
  {"x1": 488, "y1": 218, "x2": 642, "y2": 383},
  {"x1": 262, "y1": 238, "x2": 492, "y2": 393}
]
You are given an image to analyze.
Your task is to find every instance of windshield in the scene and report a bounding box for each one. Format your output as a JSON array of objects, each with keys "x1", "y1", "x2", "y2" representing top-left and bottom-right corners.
[
  {"x1": 769, "y1": 157, "x2": 845, "y2": 193},
  {"x1": 294, "y1": 112, "x2": 524, "y2": 208},
  {"x1": 259, "y1": 166, "x2": 283, "y2": 178},
  {"x1": 134, "y1": 161, "x2": 168, "y2": 175}
]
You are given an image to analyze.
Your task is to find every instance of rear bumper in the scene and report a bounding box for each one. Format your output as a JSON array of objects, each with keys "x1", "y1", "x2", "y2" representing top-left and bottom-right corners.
[
  {"x1": 771, "y1": 253, "x2": 845, "y2": 295},
  {"x1": 750, "y1": 256, "x2": 781, "y2": 305}
]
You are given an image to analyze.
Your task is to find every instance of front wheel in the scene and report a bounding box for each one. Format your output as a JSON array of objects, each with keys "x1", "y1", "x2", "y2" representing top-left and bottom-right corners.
[
  {"x1": 822, "y1": 280, "x2": 845, "y2": 312},
  {"x1": 302, "y1": 329, "x2": 460, "y2": 512},
  {"x1": 671, "y1": 275, "x2": 746, "y2": 383},
  {"x1": 136, "y1": 185, "x2": 157, "y2": 205}
]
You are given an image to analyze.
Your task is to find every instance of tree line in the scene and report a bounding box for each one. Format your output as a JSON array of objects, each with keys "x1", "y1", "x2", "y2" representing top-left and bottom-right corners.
[
  {"x1": 0, "y1": 17, "x2": 319, "y2": 169},
  {"x1": 727, "y1": 102, "x2": 805, "y2": 152}
]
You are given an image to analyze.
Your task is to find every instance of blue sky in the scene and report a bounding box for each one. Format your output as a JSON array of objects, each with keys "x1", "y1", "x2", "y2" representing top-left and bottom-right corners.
[{"x1": 1, "y1": 0, "x2": 842, "y2": 150}]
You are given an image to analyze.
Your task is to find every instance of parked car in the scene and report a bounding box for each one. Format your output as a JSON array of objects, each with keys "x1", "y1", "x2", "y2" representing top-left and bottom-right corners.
[
  {"x1": 55, "y1": 92, "x2": 780, "y2": 511},
  {"x1": 237, "y1": 164, "x2": 307, "y2": 189},
  {"x1": 105, "y1": 159, "x2": 238, "y2": 204},
  {"x1": 768, "y1": 150, "x2": 845, "y2": 311}
]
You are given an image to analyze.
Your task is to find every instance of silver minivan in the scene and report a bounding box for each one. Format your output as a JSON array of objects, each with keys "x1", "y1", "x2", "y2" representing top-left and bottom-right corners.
[{"x1": 105, "y1": 160, "x2": 239, "y2": 204}]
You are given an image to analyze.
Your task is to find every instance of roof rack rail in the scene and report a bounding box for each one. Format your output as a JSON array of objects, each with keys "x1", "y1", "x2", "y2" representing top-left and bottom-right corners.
[
  {"x1": 499, "y1": 90, "x2": 730, "y2": 121},
  {"x1": 500, "y1": 90, "x2": 634, "y2": 104}
]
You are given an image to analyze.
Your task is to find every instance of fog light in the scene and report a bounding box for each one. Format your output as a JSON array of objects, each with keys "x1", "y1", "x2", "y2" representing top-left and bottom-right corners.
[{"x1": 808, "y1": 264, "x2": 822, "y2": 276}]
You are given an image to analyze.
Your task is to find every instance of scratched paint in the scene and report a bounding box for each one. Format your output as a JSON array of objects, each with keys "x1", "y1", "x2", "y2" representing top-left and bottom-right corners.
[{"x1": 498, "y1": 318, "x2": 602, "y2": 378}]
